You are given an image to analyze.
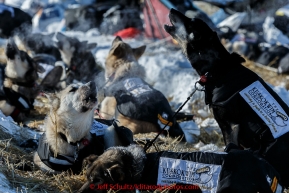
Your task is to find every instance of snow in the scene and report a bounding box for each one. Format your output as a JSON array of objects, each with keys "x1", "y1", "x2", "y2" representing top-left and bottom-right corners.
[
  {"x1": 0, "y1": 111, "x2": 41, "y2": 141},
  {"x1": 0, "y1": 173, "x2": 15, "y2": 193}
]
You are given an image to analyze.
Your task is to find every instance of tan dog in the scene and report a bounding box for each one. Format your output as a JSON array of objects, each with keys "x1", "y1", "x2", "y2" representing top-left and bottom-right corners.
[
  {"x1": 99, "y1": 36, "x2": 184, "y2": 139},
  {"x1": 33, "y1": 81, "x2": 99, "y2": 174},
  {"x1": 33, "y1": 81, "x2": 128, "y2": 174}
]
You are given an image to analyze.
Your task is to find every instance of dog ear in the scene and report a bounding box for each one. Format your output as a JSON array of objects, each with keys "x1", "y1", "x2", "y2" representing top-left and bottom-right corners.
[
  {"x1": 86, "y1": 43, "x2": 97, "y2": 50},
  {"x1": 112, "y1": 36, "x2": 122, "y2": 46},
  {"x1": 40, "y1": 66, "x2": 63, "y2": 88},
  {"x1": 132, "y1": 45, "x2": 146, "y2": 60},
  {"x1": 6, "y1": 38, "x2": 20, "y2": 60},
  {"x1": 46, "y1": 33, "x2": 55, "y2": 40},
  {"x1": 106, "y1": 164, "x2": 125, "y2": 182},
  {"x1": 110, "y1": 43, "x2": 125, "y2": 58},
  {"x1": 56, "y1": 32, "x2": 67, "y2": 42}
]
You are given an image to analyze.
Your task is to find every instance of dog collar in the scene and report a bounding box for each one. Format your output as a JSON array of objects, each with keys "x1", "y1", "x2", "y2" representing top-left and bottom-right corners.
[{"x1": 58, "y1": 132, "x2": 90, "y2": 147}]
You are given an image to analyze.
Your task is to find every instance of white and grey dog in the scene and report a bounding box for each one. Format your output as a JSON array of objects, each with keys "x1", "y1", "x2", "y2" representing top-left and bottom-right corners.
[{"x1": 33, "y1": 81, "x2": 129, "y2": 174}]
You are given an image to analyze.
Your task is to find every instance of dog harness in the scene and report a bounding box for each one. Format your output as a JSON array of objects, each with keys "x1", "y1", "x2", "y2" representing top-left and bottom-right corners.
[
  {"x1": 104, "y1": 77, "x2": 184, "y2": 138},
  {"x1": 142, "y1": 146, "x2": 283, "y2": 193},
  {"x1": 201, "y1": 59, "x2": 289, "y2": 186},
  {"x1": 0, "y1": 65, "x2": 33, "y2": 119},
  {"x1": 37, "y1": 120, "x2": 108, "y2": 173}
]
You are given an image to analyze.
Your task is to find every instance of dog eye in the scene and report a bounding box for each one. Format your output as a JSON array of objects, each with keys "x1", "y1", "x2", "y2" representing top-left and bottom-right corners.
[{"x1": 69, "y1": 87, "x2": 78, "y2": 92}]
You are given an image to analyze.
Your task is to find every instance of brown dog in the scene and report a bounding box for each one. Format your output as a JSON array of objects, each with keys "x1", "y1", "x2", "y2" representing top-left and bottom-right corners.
[
  {"x1": 99, "y1": 36, "x2": 185, "y2": 139},
  {"x1": 78, "y1": 144, "x2": 283, "y2": 193}
]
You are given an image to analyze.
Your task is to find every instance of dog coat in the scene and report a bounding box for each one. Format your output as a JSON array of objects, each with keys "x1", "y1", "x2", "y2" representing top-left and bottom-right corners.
[
  {"x1": 203, "y1": 61, "x2": 289, "y2": 186},
  {"x1": 105, "y1": 77, "x2": 184, "y2": 137},
  {"x1": 0, "y1": 65, "x2": 33, "y2": 118},
  {"x1": 37, "y1": 119, "x2": 134, "y2": 173},
  {"x1": 141, "y1": 147, "x2": 283, "y2": 193},
  {"x1": 37, "y1": 120, "x2": 108, "y2": 173}
]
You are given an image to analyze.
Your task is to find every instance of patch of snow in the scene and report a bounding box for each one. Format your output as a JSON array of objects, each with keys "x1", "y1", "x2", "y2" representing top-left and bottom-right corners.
[
  {"x1": 179, "y1": 120, "x2": 200, "y2": 143},
  {"x1": 197, "y1": 109, "x2": 210, "y2": 118},
  {"x1": 0, "y1": 172, "x2": 15, "y2": 193},
  {"x1": 0, "y1": 111, "x2": 41, "y2": 141},
  {"x1": 199, "y1": 143, "x2": 224, "y2": 153}
]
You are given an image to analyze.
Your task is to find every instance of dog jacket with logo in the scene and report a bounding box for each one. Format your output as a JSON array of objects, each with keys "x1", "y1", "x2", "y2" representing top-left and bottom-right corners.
[
  {"x1": 204, "y1": 58, "x2": 289, "y2": 186},
  {"x1": 105, "y1": 77, "x2": 184, "y2": 138},
  {"x1": 141, "y1": 147, "x2": 283, "y2": 193}
]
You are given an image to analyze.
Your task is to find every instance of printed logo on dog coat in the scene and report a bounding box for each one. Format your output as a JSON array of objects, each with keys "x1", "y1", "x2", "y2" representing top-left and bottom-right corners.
[
  {"x1": 90, "y1": 120, "x2": 108, "y2": 136},
  {"x1": 157, "y1": 157, "x2": 221, "y2": 193},
  {"x1": 123, "y1": 78, "x2": 152, "y2": 97},
  {"x1": 240, "y1": 81, "x2": 289, "y2": 139}
]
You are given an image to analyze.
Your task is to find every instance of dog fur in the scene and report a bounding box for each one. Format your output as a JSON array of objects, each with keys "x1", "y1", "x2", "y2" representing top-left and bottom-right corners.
[
  {"x1": 99, "y1": 36, "x2": 152, "y2": 133},
  {"x1": 55, "y1": 32, "x2": 104, "y2": 85},
  {"x1": 0, "y1": 38, "x2": 44, "y2": 120},
  {"x1": 33, "y1": 81, "x2": 98, "y2": 173},
  {"x1": 33, "y1": 81, "x2": 126, "y2": 174},
  {"x1": 99, "y1": 37, "x2": 184, "y2": 139},
  {"x1": 164, "y1": 8, "x2": 289, "y2": 187},
  {"x1": 78, "y1": 144, "x2": 282, "y2": 193}
]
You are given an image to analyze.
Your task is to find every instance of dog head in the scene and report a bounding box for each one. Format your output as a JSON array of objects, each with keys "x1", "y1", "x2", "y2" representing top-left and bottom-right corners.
[
  {"x1": 5, "y1": 38, "x2": 45, "y2": 82},
  {"x1": 56, "y1": 32, "x2": 97, "y2": 66},
  {"x1": 46, "y1": 81, "x2": 97, "y2": 144},
  {"x1": 164, "y1": 9, "x2": 231, "y2": 76},
  {"x1": 105, "y1": 36, "x2": 146, "y2": 81},
  {"x1": 78, "y1": 145, "x2": 146, "y2": 193}
]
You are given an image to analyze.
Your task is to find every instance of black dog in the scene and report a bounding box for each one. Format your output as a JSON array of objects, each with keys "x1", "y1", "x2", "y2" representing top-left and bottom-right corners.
[
  {"x1": 78, "y1": 144, "x2": 282, "y2": 193},
  {"x1": 164, "y1": 8, "x2": 289, "y2": 187}
]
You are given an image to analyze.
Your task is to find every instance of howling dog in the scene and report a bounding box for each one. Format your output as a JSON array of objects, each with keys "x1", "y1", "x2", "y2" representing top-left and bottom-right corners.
[
  {"x1": 77, "y1": 144, "x2": 283, "y2": 193},
  {"x1": 99, "y1": 36, "x2": 185, "y2": 140},
  {"x1": 33, "y1": 81, "x2": 133, "y2": 174},
  {"x1": 1, "y1": 38, "x2": 64, "y2": 120},
  {"x1": 0, "y1": 38, "x2": 44, "y2": 121},
  {"x1": 164, "y1": 8, "x2": 289, "y2": 187},
  {"x1": 55, "y1": 32, "x2": 104, "y2": 85}
]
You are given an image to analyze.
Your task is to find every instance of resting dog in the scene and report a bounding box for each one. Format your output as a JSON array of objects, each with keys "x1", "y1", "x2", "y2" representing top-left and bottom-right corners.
[
  {"x1": 55, "y1": 32, "x2": 104, "y2": 85},
  {"x1": 99, "y1": 36, "x2": 185, "y2": 139},
  {"x1": 0, "y1": 38, "x2": 44, "y2": 121},
  {"x1": 33, "y1": 81, "x2": 132, "y2": 174},
  {"x1": 164, "y1": 9, "x2": 289, "y2": 187},
  {"x1": 78, "y1": 144, "x2": 283, "y2": 193}
]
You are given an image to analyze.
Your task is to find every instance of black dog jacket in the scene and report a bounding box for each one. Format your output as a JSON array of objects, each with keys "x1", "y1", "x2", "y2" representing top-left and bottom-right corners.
[
  {"x1": 142, "y1": 147, "x2": 283, "y2": 193},
  {"x1": 105, "y1": 77, "x2": 184, "y2": 138},
  {"x1": 37, "y1": 119, "x2": 133, "y2": 173},
  {"x1": 37, "y1": 120, "x2": 107, "y2": 173},
  {"x1": 203, "y1": 54, "x2": 289, "y2": 186}
]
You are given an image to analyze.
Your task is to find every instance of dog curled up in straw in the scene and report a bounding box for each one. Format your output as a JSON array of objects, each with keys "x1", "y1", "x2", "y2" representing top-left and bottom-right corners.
[{"x1": 78, "y1": 144, "x2": 283, "y2": 193}]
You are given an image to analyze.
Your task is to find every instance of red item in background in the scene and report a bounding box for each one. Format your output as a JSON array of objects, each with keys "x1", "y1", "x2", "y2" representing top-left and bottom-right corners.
[{"x1": 114, "y1": 27, "x2": 141, "y2": 38}]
